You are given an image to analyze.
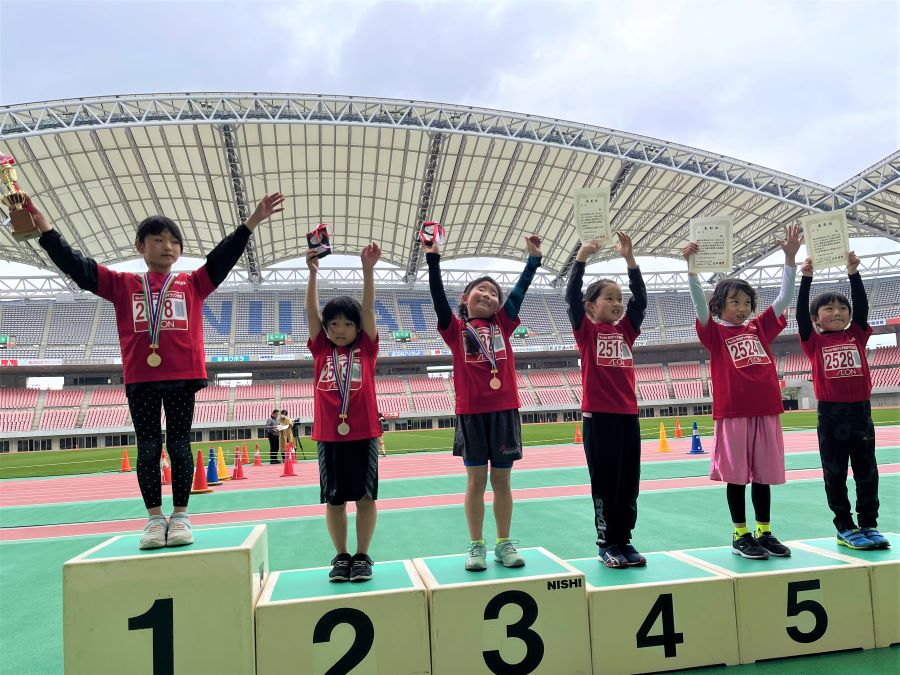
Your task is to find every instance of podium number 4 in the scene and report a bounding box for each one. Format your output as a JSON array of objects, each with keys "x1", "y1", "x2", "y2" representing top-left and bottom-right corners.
[
  {"x1": 127, "y1": 598, "x2": 174, "y2": 675},
  {"x1": 786, "y1": 579, "x2": 828, "y2": 643},
  {"x1": 636, "y1": 593, "x2": 684, "y2": 658}
]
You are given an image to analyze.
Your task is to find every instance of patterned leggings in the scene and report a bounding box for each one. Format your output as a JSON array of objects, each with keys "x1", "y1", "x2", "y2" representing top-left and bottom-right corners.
[{"x1": 126, "y1": 387, "x2": 196, "y2": 509}]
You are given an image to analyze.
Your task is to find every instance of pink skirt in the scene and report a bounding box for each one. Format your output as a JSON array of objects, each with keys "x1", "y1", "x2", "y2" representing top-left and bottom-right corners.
[{"x1": 711, "y1": 416, "x2": 786, "y2": 485}]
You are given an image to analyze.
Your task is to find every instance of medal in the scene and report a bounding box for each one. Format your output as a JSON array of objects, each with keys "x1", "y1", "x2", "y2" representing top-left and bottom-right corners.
[
  {"x1": 331, "y1": 345, "x2": 357, "y2": 436},
  {"x1": 464, "y1": 319, "x2": 502, "y2": 391},
  {"x1": 141, "y1": 271, "x2": 176, "y2": 368}
]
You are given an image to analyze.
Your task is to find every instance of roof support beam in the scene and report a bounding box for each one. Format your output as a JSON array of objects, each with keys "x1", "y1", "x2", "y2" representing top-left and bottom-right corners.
[
  {"x1": 405, "y1": 131, "x2": 444, "y2": 282},
  {"x1": 219, "y1": 124, "x2": 260, "y2": 284}
]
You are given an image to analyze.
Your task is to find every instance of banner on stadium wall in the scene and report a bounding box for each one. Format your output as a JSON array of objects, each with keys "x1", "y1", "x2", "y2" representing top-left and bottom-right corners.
[
  {"x1": 211, "y1": 355, "x2": 251, "y2": 363},
  {"x1": 885, "y1": 317, "x2": 900, "y2": 326},
  {"x1": 390, "y1": 350, "x2": 423, "y2": 357},
  {"x1": 19, "y1": 358, "x2": 63, "y2": 366},
  {"x1": 382, "y1": 411, "x2": 400, "y2": 419},
  {"x1": 258, "y1": 354, "x2": 295, "y2": 361},
  {"x1": 430, "y1": 348, "x2": 451, "y2": 356},
  {"x1": 0, "y1": 358, "x2": 18, "y2": 367}
]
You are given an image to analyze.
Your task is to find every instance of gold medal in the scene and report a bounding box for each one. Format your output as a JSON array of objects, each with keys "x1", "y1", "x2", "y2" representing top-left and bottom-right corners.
[
  {"x1": 337, "y1": 421, "x2": 350, "y2": 436},
  {"x1": 147, "y1": 350, "x2": 161, "y2": 367},
  {"x1": 490, "y1": 377, "x2": 501, "y2": 390}
]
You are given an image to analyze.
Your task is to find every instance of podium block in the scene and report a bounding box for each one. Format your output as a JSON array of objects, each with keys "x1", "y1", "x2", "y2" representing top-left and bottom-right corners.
[
  {"x1": 791, "y1": 534, "x2": 899, "y2": 648},
  {"x1": 414, "y1": 547, "x2": 591, "y2": 675},
  {"x1": 255, "y1": 560, "x2": 430, "y2": 675},
  {"x1": 64, "y1": 524, "x2": 268, "y2": 675},
  {"x1": 675, "y1": 545, "x2": 875, "y2": 663},
  {"x1": 567, "y1": 552, "x2": 739, "y2": 674}
]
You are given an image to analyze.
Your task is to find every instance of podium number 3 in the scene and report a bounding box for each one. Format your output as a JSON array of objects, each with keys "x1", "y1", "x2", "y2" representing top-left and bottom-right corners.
[
  {"x1": 786, "y1": 579, "x2": 828, "y2": 643},
  {"x1": 127, "y1": 598, "x2": 174, "y2": 675},
  {"x1": 313, "y1": 608, "x2": 375, "y2": 675},
  {"x1": 483, "y1": 590, "x2": 545, "y2": 675}
]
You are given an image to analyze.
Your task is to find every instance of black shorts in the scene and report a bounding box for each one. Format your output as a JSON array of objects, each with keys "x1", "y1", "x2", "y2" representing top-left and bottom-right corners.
[
  {"x1": 453, "y1": 410, "x2": 523, "y2": 466},
  {"x1": 317, "y1": 439, "x2": 379, "y2": 505}
]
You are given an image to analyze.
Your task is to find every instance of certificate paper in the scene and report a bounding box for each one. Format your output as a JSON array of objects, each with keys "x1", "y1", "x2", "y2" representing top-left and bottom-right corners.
[
  {"x1": 573, "y1": 187, "x2": 612, "y2": 244},
  {"x1": 802, "y1": 210, "x2": 849, "y2": 270},
  {"x1": 688, "y1": 215, "x2": 733, "y2": 273}
]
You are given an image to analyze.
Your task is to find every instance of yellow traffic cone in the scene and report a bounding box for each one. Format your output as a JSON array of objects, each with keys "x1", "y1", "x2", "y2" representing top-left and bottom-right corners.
[
  {"x1": 216, "y1": 446, "x2": 231, "y2": 481},
  {"x1": 658, "y1": 422, "x2": 670, "y2": 452}
]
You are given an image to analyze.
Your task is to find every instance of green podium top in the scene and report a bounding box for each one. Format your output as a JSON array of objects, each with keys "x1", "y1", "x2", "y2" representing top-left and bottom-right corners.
[
  {"x1": 419, "y1": 548, "x2": 571, "y2": 586},
  {"x1": 795, "y1": 535, "x2": 899, "y2": 563},
  {"x1": 270, "y1": 561, "x2": 417, "y2": 601},
  {"x1": 681, "y1": 545, "x2": 851, "y2": 574},
  {"x1": 567, "y1": 552, "x2": 719, "y2": 588},
  {"x1": 80, "y1": 525, "x2": 260, "y2": 561}
]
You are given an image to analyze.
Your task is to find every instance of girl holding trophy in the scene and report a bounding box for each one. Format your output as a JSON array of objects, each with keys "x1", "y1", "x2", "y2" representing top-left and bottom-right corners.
[
  {"x1": 425, "y1": 225, "x2": 543, "y2": 572},
  {"x1": 26, "y1": 191, "x2": 285, "y2": 549}
]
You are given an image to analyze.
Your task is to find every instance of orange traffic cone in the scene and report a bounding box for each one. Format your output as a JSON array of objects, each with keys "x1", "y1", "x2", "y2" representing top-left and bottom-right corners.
[
  {"x1": 253, "y1": 445, "x2": 262, "y2": 466},
  {"x1": 674, "y1": 419, "x2": 683, "y2": 438},
  {"x1": 280, "y1": 451, "x2": 297, "y2": 477},
  {"x1": 119, "y1": 449, "x2": 132, "y2": 472},
  {"x1": 659, "y1": 422, "x2": 670, "y2": 452},
  {"x1": 190, "y1": 450, "x2": 214, "y2": 494},
  {"x1": 242, "y1": 443, "x2": 250, "y2": 465},
  {"x1": 232, "y1": 450, "x2": 247, "y2": 480},
  {"x1": 574, "y1": 425, "x2": 582, "y2": 443},
  {"x1": 161, "y1": 461, "x2": 172, "y2": 486}
]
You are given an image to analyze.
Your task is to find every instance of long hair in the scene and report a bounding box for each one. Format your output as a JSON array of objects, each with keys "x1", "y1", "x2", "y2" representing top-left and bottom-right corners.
[
  {"x1": 457, "y1": 276, "x2": 503, "y2": 354},
  {"x1": 708, "y1": 278, "x2": 756, "y2": 318}
]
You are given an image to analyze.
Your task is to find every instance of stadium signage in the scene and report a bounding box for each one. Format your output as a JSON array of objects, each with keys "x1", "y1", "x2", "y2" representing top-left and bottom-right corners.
[{"x1": 211, "y1": 355, "x2": 251, "y2": 363}]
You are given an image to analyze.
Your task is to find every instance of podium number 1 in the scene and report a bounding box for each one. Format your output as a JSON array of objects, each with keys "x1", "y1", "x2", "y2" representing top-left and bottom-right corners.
[
  {"x1": 127, "y1": 598, "x2": 174, "y2": 675},
  {"x1": 483, "y1": 590, "x2": 545, "y2": 675}
]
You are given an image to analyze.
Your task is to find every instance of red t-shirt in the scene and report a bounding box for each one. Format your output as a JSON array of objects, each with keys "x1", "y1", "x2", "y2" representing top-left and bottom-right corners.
[
  {"x1": 308, "y1": 330, "x2": 382, "y2": 442},
  {"x1": 96, "y1": 266, "x2": 214, "y2": 385},
  {"x1": 697, "y1": 306, "x2": 786, "y2": 419},
  {"x1": 574, "y1": 316, "x2": 639, "y2": 415},
  {"x1": 439, "y1": 309, "x2": 520, "y2": 414},
  {"x1": 800, "y1": 323, "x2": 872, "y2": 403}
]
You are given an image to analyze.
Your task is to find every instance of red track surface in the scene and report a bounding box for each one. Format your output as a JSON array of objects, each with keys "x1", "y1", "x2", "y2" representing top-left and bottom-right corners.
[{"x1": 2, "y1": 428, "x2": 897, "y2": 542}]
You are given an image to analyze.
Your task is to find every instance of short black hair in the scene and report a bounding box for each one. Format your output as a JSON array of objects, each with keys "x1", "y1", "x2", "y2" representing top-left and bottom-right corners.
[
  {"x1": 135, "y1": 215, "x2": 184, "y2": 250},
  {"x1": 810, "y1": 291, "x2": 851, "y2": 321},
  {"x1": 280, "y1": 409, "x2": 288, "y2": 415},
  {"x1": 709, "y1": 278, "x2": 757, "y2": 318},
  {"x1": 271, "y1": 409, "x2": 279, "y2": 416},
  {"x1": 322, "y1": 296, "x2": 362, "y2": 331}
]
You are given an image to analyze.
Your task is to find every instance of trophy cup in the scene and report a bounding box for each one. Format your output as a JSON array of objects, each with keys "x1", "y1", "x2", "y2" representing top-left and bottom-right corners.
[
  {"x1": 0, "y1": 155, "x2": 39, "y2": 241},
  {"x1": 306, "y1": 223, "x2": 332, "y2": 259}
]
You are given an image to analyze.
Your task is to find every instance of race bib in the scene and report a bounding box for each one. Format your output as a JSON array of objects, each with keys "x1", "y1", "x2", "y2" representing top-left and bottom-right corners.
[
  {"x1": 822, "y1": 344, "x2": 863, "y2": 379},
  {"x1": 317, "y1": 350, "x2": 363, "y2": 390},
  {"x1": 461, "y1": 328, "x2": 507, "y2": 364},
  {"x1": 131, "y1": 291, "x2": 188, "y2": 332},
  {"x1": 725, "y1": 334, "x2": 770, "y2": 369},
  {"x1": 594, "y1": 333, "x2": 633, "y2": 367}
]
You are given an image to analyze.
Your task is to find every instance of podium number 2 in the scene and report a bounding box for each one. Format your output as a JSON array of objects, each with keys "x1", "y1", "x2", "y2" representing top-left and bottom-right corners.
[
  {"x1": 313, "y1": 608, "x2": 375, "y2": 675},
  {"x1": 127, "y1": 598, "x2": 174, "y2": 675},
  {"x1": 636, "y1": 593, "x2": 684, "y2": 658},
  {"x1": 483, "y1": 590, "x2": 545, "y2": 675},
  {"x1": 786, "y1": 579, "x2": 828, "y2": 643}
]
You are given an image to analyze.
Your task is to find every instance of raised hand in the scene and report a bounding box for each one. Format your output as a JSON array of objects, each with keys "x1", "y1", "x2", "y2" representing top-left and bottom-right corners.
[
  {"x1": 614, "y1": 232, "x2": 633, "y2": 259},
  {"x1": 525, "y1": 234, "x2": 542, "y2": 256},
  {"x1": 800, "y1": 257, "x2": 813, "y2": 278},
  {"x1": 778, "y1": 224, "x2": 803, "y2": 264},
  {"x1": 247, "y1": 192, "x2": 285, "y2": 228},
  {"x1": 361, "y1": 241, "x2": 382, "y2": 269},
  {"x1": 21, "y1": 194, "x2": 50, "y2": 232},
  {"x1": 575, "y1": 239, "x2": 602, "y2": 262},
  {"x1": 847, "y1": 250, "x2": 860, "y2": 275},
  {"x1": 305, "y1": 248, "x2": 320, "y2": 273},
  {"x1": 681, "y1": 242, "x2": 699, "y2": 261}
]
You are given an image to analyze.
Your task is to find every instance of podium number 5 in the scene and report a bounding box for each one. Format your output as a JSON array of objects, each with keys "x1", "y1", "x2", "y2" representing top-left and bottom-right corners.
[
  {"x1": 127, "y1": 598, "x2": 174, "y2": 675},
  {"x1": 313, "y1": 608, "x2": 375, "y2": 675},
  {"x1": 483, "y1": 590, "x2": 545, "y2": 675},
  {"x1": 786, "y1": 579, "x2": 828, "y2": 643}
]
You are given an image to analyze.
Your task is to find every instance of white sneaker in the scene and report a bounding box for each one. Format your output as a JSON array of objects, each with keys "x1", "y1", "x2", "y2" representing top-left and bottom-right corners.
[
  {"x1": 166, "y1": 513, "x2": 194, "y2": 547},
  {"x1": 139, "y1": 516, "x2": 168, "y2": 549},
  {"x1": 465, "y1": 541, "x2": 487, "y2": 571}
]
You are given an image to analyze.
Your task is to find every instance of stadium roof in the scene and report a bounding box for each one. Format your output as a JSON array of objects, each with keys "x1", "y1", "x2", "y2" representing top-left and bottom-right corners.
[{"x1": 1, "y1": 93, "x2": 898, "y2": 284}]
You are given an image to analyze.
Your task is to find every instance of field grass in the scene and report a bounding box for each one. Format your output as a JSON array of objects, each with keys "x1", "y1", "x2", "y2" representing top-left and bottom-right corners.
[{"x1": 1, "y1": 408, "x2": 897, "y2": 480}]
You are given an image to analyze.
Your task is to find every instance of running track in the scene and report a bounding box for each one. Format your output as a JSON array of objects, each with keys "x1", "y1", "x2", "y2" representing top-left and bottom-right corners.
[{"x1": 2, "y1": 428, "x2": 898, "y2": 542}]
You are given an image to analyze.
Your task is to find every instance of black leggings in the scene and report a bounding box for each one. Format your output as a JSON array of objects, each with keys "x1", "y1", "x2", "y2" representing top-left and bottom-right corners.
[
  {"x1": 726, "y1": 483, "x2": 771, "y2": 525},
  {"x1": 126, "y1": 387, "x2": 196, "y2": 509}
]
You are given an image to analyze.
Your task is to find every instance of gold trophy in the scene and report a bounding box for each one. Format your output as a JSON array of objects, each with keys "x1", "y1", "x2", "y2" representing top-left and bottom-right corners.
[{"x1": 0, "y1": 155, "x2": 39, "y2": 241}]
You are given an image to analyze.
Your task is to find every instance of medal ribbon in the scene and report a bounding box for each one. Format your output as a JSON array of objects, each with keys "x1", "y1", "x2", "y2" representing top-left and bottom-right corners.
[
  {"x1": 464, "y1": 319, "x2": 499, "y2": 374},
  {"x1": 141, "y1": 272, "x2": 176, "y2": 349},
  {"x1": 330, "y1": 346, "x2": 356, "y2": 421}
]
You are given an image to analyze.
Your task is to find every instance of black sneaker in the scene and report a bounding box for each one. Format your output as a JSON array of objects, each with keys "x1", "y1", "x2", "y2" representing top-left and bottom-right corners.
[
  {"x1": 329, "y1": 553, "x2": 352, "y2": 582},
  {"x1": 598, "y1": 544, "x2": 630, "y2": 569},
  {"x1": 732, "y1": 532, "x2": 769, "y2": 560},
  {"x1": 350, "y1": 553, "x2": 374, "y2": 582},
  {"x1": 621, "y1": 543, "x2": 647, "y2": 567},
  {"x1": 757, "y1": 531, "x2": 791, "y2": 557}
]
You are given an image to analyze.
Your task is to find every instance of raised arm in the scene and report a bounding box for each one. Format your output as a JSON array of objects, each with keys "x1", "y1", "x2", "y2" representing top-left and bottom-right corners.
[
  {"x1": 616, "y1": 233, "x2": 646, "y2": 330},
  {"x1": 424, "y1": 240, "x2": 453, "y2": 330},
  {"x1": 503, "y1": 235, "x2": 542, "y2": 320},
  {"x1": 770, "y1": 225, "x2": 801, "y2": 316},
  {"x1": 847, "y1": 251, "x2": 869, "y2": 329},
  {"x1": 797, "y1": 258, "x2": 814, "y2": 341},
  {"x1": 305, "y1": 249, "x2": 323, "y2": 341},
  {"x1": 360, "y1": 241, "x2": 381, "y2": 340},
  {"x1": 682, "y1": 242, "x2": 710, "y2": 327},
  {"x1": 29, "y1": 195, "x2": 100, "y2": 293},
  {"x1": 205, "y1": 193, "x2": 284, "y2": 287}
]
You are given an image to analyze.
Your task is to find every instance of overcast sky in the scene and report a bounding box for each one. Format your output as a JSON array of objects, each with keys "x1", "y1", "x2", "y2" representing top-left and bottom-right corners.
[{"x1": 1, "y1": 0, "x2": 898, "y2": 276}]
